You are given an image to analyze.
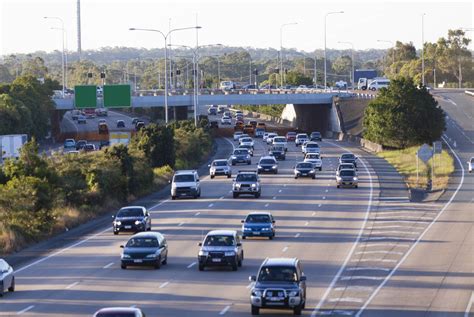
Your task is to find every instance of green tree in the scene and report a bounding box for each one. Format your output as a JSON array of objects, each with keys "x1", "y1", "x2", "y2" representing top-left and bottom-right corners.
[
  {"x1": 332, "y1": 55, "x2": 352, "y2": 75},
  {"x1": 363, "y1": 77, "x2": 445, "y2": 148},
  {"x1": 130, "y1": 123, "x2": 175, "y2": 168},
  {"x1": 437, "y1": 29, "x2": 472, "y2": 86},
  {"x1": 285, "y1": 71, "x2": 313, "y2": 86}
]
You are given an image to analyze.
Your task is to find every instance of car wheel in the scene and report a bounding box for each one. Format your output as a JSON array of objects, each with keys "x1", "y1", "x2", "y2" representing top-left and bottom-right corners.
[
  {"x1": 337, "y1": 185, "x2": 340, "y2": 188},
  {"x1": 8, "y1": 278, "x2": 15, "y2": 292},
  {"x1": 269, "y1": 235, "x2": 273, "y2": 240},
  {"x1": 147, "y1": 226, "x2": 151, "y2": 231},
  {"x1": 238, "y1": 257, "x2": 242, "y2": 267},
  {"x1": 121, "y1": 263, "x2": 127, "y2": 269},
  {"x1": 198, "y1": 264, "x2": 205, "y2": 271},
  {"x1": 233, "y1": 193, "x2": 239, "y2": 198},
  {"x1": 355, "y1": 185, "x2": 358, "y2": 188},
  {"x1": 274, "y1": 170, "x2": 278, "y2": 174},
  {"x1": 255, "y1": 192, "x2": 261, "y2": 198},
  {"x1": 251, "y1": 305, "x2": 260, "y2": 315},
  {"x1": 162, "y1": 256, "x2": 167, "y2": 265},
  {"x1": 232, "y1": 162, "x2": 236, "y2": 166},
  {"x1": 319, "y1": 167, "x2": 322, "y2": 171},
  {"x1": 232, "y1": 261, "x2": 238, "y2": 271},
  {"x1": 227, "y1": 174, "x2": 231, "y2": 178},
  {"x1": 302, "y1": 298, "x2": 306, "y2": 309},
  {"x1": 113, "y1": 231, "x2": 118, "y2": 235},
  {"x1": 293, "y1": 305, "x2": 302, "y2": 315},
  {"x1": 210, "y1": 175, "x2": 215, "y2": 179},
  {"x1": 154, "y1": 257, "x2": 162, "y2": 269},
  {"x1": 295, "y1": 176, "x2": 298, "y2": 179},
  {"x1": 242, "y1": 236, "x2": 246, "y2": 239},
  {"x1": 312, "y1": 175, "x2": 316, "y2": 179},
  {"x1": 171, "y1": 196, "x2": 176, "y2": 200}
]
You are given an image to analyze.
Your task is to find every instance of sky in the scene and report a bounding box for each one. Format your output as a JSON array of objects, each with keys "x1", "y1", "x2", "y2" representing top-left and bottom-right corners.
[{"x1": 0, "y1": 0, "x2": 472, "y2": 56}]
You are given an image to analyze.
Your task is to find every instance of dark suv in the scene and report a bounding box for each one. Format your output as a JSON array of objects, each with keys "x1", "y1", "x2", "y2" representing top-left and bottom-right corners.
[
  {"x1": 198, "y1": 230, "x2": 244, "y2": 271},
  {"x1": 249, "y1": 258, "x2": 307, "y2": 315}
]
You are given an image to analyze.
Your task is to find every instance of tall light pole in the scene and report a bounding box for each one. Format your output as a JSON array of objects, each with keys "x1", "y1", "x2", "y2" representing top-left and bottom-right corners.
[
  {"x1": 324, "y1": 11, "x2": 344, "y2": 90},
  {"x1": 421, "y1": 13, "x2": 426, "y2": 86},
  {"x1": 338, "y1": 41, "x2": 355, "y2": 89},
  {"x1": 129, "y1": 26, "x2": 202, "y2": 124},
  {"x1": 44, "y1": 16, "x2": 66, "y2": 97},
  {"x1": 241, "y1": 48, "x2": 253, "y2": 85},
  {"x1": 280, "y1": 22, "x2": 297, "y2": 87},
  {"x1": 377, "y1": 39, "x2": 395, "y2": 74}
]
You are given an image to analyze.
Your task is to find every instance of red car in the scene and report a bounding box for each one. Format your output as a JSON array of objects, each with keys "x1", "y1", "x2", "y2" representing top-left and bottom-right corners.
[{"x1": 286, "y1": 131, "x2": 297, "y2": 141}]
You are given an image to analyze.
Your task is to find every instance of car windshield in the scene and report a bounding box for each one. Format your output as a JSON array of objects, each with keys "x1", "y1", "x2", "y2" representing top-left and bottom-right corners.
[
  {"x1": 126, "y1": 237, "x2": 158, "y2": 248},
  {"x1": 236, "y1": 174, "x2": 257, "y2": 182},
  {"x1": 340, "y1": 170, "x2": 355, "y2": 176},
  {"x1": 258, "y1": 266, "x2": 298, "y2": 282},
  {"x1": 297, "y1": 135, "x2": 307, "y2": 139},
  {"x1": 174, "y1": 174, "x2": 195, "y2": 182},
  {"x1": 234, "y1": 132, "x2": 242, "y2": 136},
  {"x1": 306, "y1": 154, "x2": 319, "y2": 159},
  {"x1": 204, "y1": 235, "x2": 235, "y2": 246},
  {"x1": 117, "y1": 208, "x2": 144, "y2": 217},
  {"x1": 342, "y1": 154, "x2": 355, "y2": 159},
  {"x1": 260, "y1": 159, "x2": 276, "y2": 165},
  {"x1": 213, "y1": 161, "x2": 227, "y2": 166},
  {"x1": 246, "y1": 214, "x2": 271, "y2": 223},
  {"x1": 306, "y1": 143, "x2": 319, "y2": 148},
  {"x1": 274, "y1": 137, "x2": 286, "y2": 142},
  {"x1": 297, "y1": 163, "x2": 313, "y2": 169},
  {"x1": 311, "y1": 132, "x2": 321, "y2": 137},
  {"x1": 287, "y1": 132, "x2": 296, "y2": 136},
  {"x1": 268, "y1": 134, "x2": 277, "y2": 137},
  {"x1": 234, "y1": 150, "x2": 248, "y2": 155},
  {"x1": 241, "y1": 138, "x2": 252, "y2": 142}
]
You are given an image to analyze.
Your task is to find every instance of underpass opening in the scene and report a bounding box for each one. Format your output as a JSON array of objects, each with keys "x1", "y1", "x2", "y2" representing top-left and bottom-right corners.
[{"x1": 290, "y1": 103, "x2": 332, "y2": 134}]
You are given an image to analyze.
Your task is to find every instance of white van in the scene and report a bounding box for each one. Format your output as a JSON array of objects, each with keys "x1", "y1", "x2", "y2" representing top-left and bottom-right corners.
[
  {"x1": 368, "y1": 79, "x2": 390, "y2": 91},
  {"x1": 220, "y1": 81, "x2": 235, "y2": 91}
]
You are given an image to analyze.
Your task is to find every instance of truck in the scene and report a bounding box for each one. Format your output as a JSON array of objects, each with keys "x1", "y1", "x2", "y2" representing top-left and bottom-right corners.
[
  {"x1": 354, "y1": 69, "x2": 378, "y2": 90},
  {"x1": 0, "y1": 134, "x2": 28, "y2": 162}
]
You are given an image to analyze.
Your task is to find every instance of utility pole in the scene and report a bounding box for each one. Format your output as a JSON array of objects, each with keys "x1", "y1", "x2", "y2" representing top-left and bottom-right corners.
[
  {"x1": 421, "y1": 13, "x2": 426, "y2": 86},
  {"x1": 77, "y1": 0, "x2": 82, "y2": 58}
]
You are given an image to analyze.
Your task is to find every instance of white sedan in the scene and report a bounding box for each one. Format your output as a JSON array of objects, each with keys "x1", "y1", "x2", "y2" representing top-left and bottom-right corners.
[
  {"x1": 239, "y1": 137, "x2": 255, "y2": 148},
  {"x1": 302, "y1": 141, "x2": 320, "y2": 155},
  {"x1": 221, "y1": 116, "x2": 232, "y2": 125},
  {"x1": 266, "y1": 133, "x2": 278, "y2": 145}
]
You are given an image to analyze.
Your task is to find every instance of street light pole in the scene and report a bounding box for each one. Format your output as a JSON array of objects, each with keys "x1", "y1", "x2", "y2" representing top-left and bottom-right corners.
[
  {"x1": 129, "y1": 26, "x2": 202, "y2": 124},
  {"x1": 421, "y1": 13, "x2": 426, "y2": 86},
  {"x1": 280, "y1": 22, "x2": 297, "y2": 87},
  {"x1": 338, "y1": 41, "x2": 355, "y2": 89},
  {"x1": 44, "y1": 16, "x2": 66, "y2": 97},
  {"x1": 324, "y1": 11, "x2": 344, "y2": 90}
]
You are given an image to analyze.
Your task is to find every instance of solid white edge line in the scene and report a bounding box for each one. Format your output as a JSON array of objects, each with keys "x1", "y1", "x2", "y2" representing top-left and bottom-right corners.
[
  {"x1": 219, "y1": 305, "x2": 231, "y2": 315},
  {"x1": 103, "y1": 262, "x2": 114, "y2": 269},
  {"x1": 16, "y1": 305, "x2": 35, "y2": 315},
  {"x1": 355, "y1": 136, "x2": 465, "y2": 316},
  {"x1": 312, "y1": 141, "x2": 374, "y2": 316}
]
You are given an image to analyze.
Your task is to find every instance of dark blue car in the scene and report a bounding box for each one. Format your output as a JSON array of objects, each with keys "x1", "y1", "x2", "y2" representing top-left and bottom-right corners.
[{"x1": 241, "y1": 212, "x2": 275, "y2": 240}]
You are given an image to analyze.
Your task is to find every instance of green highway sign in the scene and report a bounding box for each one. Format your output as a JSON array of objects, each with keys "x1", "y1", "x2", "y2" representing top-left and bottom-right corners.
[
  {"x1": 103, "y1": 84, "x2": 131, "y2": 108},
  {"x1": 74, "y1": 85, "x2": 97, "y2": 108}
]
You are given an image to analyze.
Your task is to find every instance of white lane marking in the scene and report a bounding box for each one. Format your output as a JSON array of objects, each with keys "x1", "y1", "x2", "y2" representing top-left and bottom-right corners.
[
  {"x1": 187, "y1": 262, "x2": 196, "y2": 269},
  {"x1": 305, "y1": 221, "x2": 309, "y2": 226},
  {"x1": 325, "y1": 189, "x2": 329, "y2": 193},
  {"x1": 346, "y1": 267, "x2": 390, "y2": 272},
  {"x1": 220, "y1": 196, "x2": 224, "y2": 199},
  {"x1": 341, "y1": 276, "x2": 385, "y2": 281},
  {"x1": 328, "y1": 297, "x2": 363, "y2": 303},
  {"x1": 178, "y1": 222, "x2": 185, "y2": 227},
  {"x1": 377, "y1": 210, "x2": 436, "y2": 215},
  {"x1": 279, "y1": 189, "x2": 282, "y2": 193},
  {"x1": 208, "y1": 203, "x2": 214, "y2": 207},
  {"x1": 149, "y1": 198, "x2": 170, "y2": 211},
  {"x1": 370, "y1": 230, "x2": 420, "y2": 235},
  {"x1": 282, "y1": 246, "x2": 288, "y2": 252},
  {"x1": 318, "y1": 204, "x2": 322, "y2": 207},
  {"x1": 322, "y1": 196, "x2": 326, "y2": 200},
  {"x1": 374, "y1": 216, "x2": 433, "y2": 220},
  {"x1": 17, "y1": 305, "x2": 35, "y2": 315},
  {"x1": 356, "y1": 137, "x2": 465, "y2": 317},
  {"x1": 265, "y1": 203, "x2": 269, "y2": 207},
  {"x1": 284, "y1": 184, "x2": 287, "y2": 187},
  {"x1": 16, "y1": 227, "x2": 110, "y2": 274},
  {"x1": 159, "y1": 281, "x2": 170, "y2": 289},
  {"x1": 465, "y1": 291, "x2": 474, "y2": 317},
  {"x1": 312, "y1": 212, "x2": 316, "y2": 216},
  {"x1": 103, "y1": 262, "x2": 114, "y2": 269},
  {"x1": 335, "y1": 286, "x2": 374, "y2": 292},
  {"x1": 272, "y1": 196, "x2": 277, "y2": 200},
  {"x1": 295, "y1": 233, "x2": 301, "y2": 238},
  {"x1": 352, "y1": 258, "x2": 397, "y2": 263},
  {"x1": 312, "y1": 141, "x2": 374, "y2": 317},
  {"x1": 370, "y1": 225, "x2": 423, "y2": 230},
  {"x1": 355, "y1": 250, "x2": 403, "y2": 256},
  {"x1": 219, "y1": 305, "x2": 231, "y2": 315},
  {"x1": 195, "y1": 212, "x2": 201, "y2": 216},
  {"x1": 378, "y1": 197, "x2": 409, "y2": 200},
  {"x1": 362, "y1": 237, "x2": 416, "y2": 241},
  {"x1": 373, "y1": 220, "x2": 428, "y2": 224},
  {"x1": 333, "y1": 310, "x2": 355, "y2": 316},
  {"x1": 361, "y1": 243, "x2": 410, "y2": 248},
  {"x1": 66, "y1": 281, "x2": 79, "y2": 289}
]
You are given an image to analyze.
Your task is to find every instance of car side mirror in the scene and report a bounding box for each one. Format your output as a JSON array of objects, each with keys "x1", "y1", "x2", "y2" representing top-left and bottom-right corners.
[
  {"x1": 300, "y1": 276, "x2": 307, "y2": 281},
  {"x1": 168, "y1": 180, "x2": 171, "y2": 184},
  {"x1": 236, "y1": 243, "x2": 242, "y2": 247},
  {"x1": 120, "y1": 245, "x2": 124, "y2": 248},
  {"x1": 249, "y1": 275, "x2": 257, "y2": 282},
  {"x1": 208, "y1": 164, "x2": 211, "y2": 168},
  {"x1": 112, "y1": 215, "x2": 115, "y2": 219},
  {"x1": 198, "y1": 242, "x2": 202, "y2": 246}
]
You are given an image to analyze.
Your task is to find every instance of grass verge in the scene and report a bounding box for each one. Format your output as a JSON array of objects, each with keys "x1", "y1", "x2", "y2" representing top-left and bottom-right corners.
[{"x1": 378, "y1": 146, "x2": 454, "y2": 190}]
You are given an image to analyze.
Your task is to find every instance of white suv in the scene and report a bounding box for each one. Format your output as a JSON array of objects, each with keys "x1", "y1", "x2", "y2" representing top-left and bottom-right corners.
[{"x1": 171, "y1": 170, "x2": 201, "y2": 200}]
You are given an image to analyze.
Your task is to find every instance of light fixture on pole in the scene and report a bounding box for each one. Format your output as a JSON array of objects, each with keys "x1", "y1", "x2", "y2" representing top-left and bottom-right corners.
[
  {"x1": 338, "y1": 41, "x2": 355, "y2": 89},
  {"x1": 44, "y1": 16, "x2": 66, "y2": 97},
  {"x1": 324, "y1": 11, "x2": 344, "y2": 90},
  {"x1": 280, "y1": 22, "x2": 298, "y2": 87},
  {"x1": 129, "y1": 26, "x2": 202, "y2": 124}
]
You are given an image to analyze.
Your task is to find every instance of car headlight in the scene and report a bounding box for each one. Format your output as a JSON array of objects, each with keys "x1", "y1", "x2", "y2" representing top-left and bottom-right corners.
[
  {"x1": 243, "y1": 227, "x2": 252, "y2": 231},
  {"x1": 336, "y1": 176, "x2": 341, "y2": 181},
  {"x1": 258, "y1": 165, "x2": 262, "y2": 169},
  {"x1": 121, "y1": 253, "x2": 131, "y2": 259},
  {"x1": 146, "y1": 253, "x2": 158, "y2": 258},
  {"x1": 252, "y1": 290, "x2": 263, "y2": 297},
  {"x1": 288, "y1": 290, "x2": 300, "y2": 297},
  {"x1": 114, "y1": 221, "x2": 121, "y2": 226},
  {"x1": 135, "y1": 220, "x2": 142, "y2": 225},
  {"x1": 272, "y1": 165, "x2": 277, "y2": 169},
  {"x1": 353, "y1": 177, "x2": 358, "y2": 181},
  {"x1": 198, "y1": 250, "x2": 209, "y2": 256},
  {"x1": 246, "y1": 155, "x2": 250, "y2": 159},
  {"x1": 235, "y1": 183, "x2": 241, "y2": 189},
  {"x1": 231, "y1": 155, "x2": 237, "y2": 159},
  {"x1": 224, "y1": 251, "x2": 236, "y2": 256},
  {"x1": 251, "y1": 184, "x2": 257, "y2": 188},
  {"x1": 261, "y1": 227, "x2": 270, "y2": 231}
]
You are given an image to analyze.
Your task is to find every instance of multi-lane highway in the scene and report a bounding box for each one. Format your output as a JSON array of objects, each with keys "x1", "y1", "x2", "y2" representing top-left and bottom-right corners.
[{"x1": 1, "y1": 92, "x2": 472, "y2": 317}]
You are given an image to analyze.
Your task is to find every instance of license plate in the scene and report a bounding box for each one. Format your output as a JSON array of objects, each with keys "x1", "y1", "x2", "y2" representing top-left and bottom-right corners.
[
  {"x1": 133, "y1": 259, "x2": 142, "y2": 263},
  {"x1": 253, "y1": 232, "x2": 260, "y2": 235},
  {"x1": 125, "y1": 225, "x2": 132, "y2": 229},
  {"x1": 212, "y1": 258, "x2": 221, "y2": 263},
  {"x1": 269, "y1": 297, "x2": 283, "y2": 301},
  {"x1": 302, "y1": 173, "x2": 307, "y2": 176},
  {"x1": 264, "y1": 169, "x2": 270, "y2": 171}
]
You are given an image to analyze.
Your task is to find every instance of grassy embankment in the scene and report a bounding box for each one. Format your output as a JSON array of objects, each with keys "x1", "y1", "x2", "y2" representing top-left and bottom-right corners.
[{"x1": 378, "y1": 146, "x2": 454, "y2": 190}]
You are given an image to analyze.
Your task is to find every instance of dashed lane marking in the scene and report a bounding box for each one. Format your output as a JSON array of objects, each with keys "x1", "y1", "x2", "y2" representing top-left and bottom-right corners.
[
  {"x1": 355, "y1": 250, "x2": 403, "y2": 256},
  {"x1": 187, "y1": 262, "x2": 196, "y2": 269},
  {"x1": 103, "y1": 262, "x2": 114, "y2": 269},
  {"x1": 208, "y1": 203, "x2": 214, "y2": 207},
  {"x1": 328, "y1": 297, "x2": 363, "y2": 303},
  {"x1": 178, "y1": 222, "x2": 185, "y2": 227},
  {"x1": 341, "y1": 276, "x2": 385, "y2": 281},
  {"x1": 346, "y1": 267, "x2": 391, "y2": 272},
  {"x1": 264, "y1": 203, "x2": 269, "y2": 207},
  {"x1": 219, "y1": 305, "x2": 231, "y2": 315},
  {"x1": 159, "y1": 281, "x2": 170, "y2": 289},
  {"x1": 273, "y1": 196, "x2": 277, "y2": 200},
  {"x1": 282, "y1": 246, "x2": 288, "y2": 252},
  {"x1": 351, "y1": 258, "x2": 397, "y2": 263},
  {"x1": 17, "y1": 305, "x2": 35, "y2": 315},
  {"x1": 195, "y1": 212, "x2": 201, "y2": 216},
  {"x1": 295, "y1": 233, "x2": 301, "y2": 238},
  {"x1": 335, "y1": 286, "x2": 374, "y2": 292},
  {"x1": 65, "y1": 281, "x2": 79, "y2": 289}
]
